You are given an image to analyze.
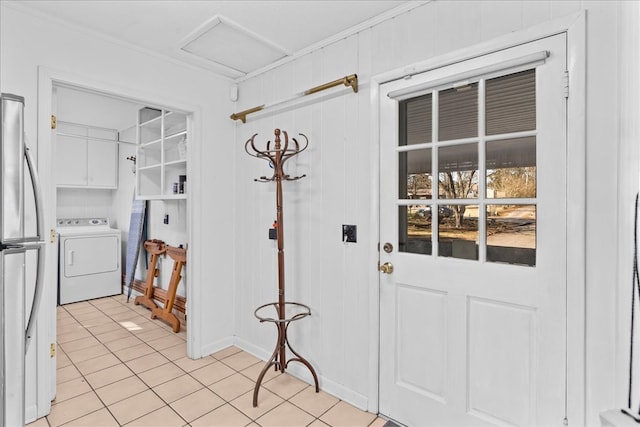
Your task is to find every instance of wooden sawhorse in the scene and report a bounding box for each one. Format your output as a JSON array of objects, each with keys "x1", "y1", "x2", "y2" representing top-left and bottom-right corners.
[
  {"x1": 151, "y1": 245, "x2": 186, "y2": 333},
  {"x1": 134, "y1": 239, "x2": 166, "y2": 312}
]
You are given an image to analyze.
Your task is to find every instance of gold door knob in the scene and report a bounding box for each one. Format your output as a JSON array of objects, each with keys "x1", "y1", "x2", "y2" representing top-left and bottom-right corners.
[{"x1": 379, "y1": 262, "x2": 394, "y2": 274}]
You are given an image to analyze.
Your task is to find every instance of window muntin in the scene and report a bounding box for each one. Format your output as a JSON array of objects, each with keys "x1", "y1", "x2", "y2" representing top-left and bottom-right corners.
[{"x1": 398, "y1": 69, "x2": 537, "y2": 265}]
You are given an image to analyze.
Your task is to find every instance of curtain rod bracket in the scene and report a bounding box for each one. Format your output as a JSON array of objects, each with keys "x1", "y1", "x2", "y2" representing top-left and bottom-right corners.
[
  {"x1": 230, "y1": 105, "x2": 265, "y2": 123},
  {"x1": 304, "y1": 73, "x2": 358, "y2": 95},
  {"x1": 230, "y1": 74, "x2": 358, "y2": 123}
]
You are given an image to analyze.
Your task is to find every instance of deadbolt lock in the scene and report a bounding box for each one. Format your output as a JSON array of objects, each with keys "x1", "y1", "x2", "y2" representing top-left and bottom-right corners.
[
  {"x1": 383, "y1": 242, "x2": 393, "y2": 253},
  {"x1": 379, "y1": 262, "x2": 394, "y2": 274}
]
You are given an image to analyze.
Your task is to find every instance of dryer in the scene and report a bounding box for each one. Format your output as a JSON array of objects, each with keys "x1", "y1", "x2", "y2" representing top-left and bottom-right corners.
[{"x1": 57, "y1": 218, "x2": 121, "y2": 304}]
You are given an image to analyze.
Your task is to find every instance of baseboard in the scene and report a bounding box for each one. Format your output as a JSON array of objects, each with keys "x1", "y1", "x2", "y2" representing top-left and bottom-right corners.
[{"x1": 198, "y1": 336, "x2": 235, "y2": 359}]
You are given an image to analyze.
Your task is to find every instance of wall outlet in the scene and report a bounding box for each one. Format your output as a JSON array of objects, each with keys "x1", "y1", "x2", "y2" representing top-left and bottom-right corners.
[{"x1": 342, "y1": 224, "x2": 357, "y2": 243}]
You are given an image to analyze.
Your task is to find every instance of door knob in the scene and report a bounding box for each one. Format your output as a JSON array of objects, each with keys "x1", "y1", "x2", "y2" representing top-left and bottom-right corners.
[{"x1": 379, "y1": 262, "x2": 394, "y2": 274}]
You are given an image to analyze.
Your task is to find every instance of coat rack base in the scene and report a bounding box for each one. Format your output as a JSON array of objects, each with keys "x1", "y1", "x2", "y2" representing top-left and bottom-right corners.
[{"x1": 253, "y1": 301, "x2": 319, "y2": 407}]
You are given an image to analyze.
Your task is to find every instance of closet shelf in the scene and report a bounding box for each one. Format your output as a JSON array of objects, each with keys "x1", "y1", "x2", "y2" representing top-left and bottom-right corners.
[{"x1": 136, "y1": 108, "x2": 188, "y2": 200}]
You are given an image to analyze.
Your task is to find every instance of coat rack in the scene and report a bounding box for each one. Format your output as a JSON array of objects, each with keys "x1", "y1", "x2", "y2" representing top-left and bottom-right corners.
[{"x1": 245, "y1": 128, "x2": 319, "y2": 407}]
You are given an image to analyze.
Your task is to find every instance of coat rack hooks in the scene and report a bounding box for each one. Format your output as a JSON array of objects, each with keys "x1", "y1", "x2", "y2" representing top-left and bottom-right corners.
[{"x1": 126, "y1": 156, "x2": 137, "y2": 174}]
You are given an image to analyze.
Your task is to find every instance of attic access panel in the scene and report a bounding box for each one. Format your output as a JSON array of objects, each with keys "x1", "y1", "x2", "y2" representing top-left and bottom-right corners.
[{"x1": 181, "y1": 16, "x2": 289, "y2": 74}]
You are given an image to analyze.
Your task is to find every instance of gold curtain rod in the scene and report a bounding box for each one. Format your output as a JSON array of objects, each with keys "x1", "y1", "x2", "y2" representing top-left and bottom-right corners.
[{"x1": 230, "y1": 74, "x2": 358, "y2": 123}]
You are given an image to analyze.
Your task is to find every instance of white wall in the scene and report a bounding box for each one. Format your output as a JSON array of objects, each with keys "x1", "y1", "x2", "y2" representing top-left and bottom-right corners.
[
  {"x1": 0, "y1": 0, "x2": 236, "y2": 372},
  {"x1": 233, "y1": 1, "x2": 627, "y2": 424}
]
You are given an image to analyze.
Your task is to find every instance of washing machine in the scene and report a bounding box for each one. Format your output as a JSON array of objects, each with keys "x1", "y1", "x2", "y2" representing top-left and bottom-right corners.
[{"x1": 57, "y1": 218, "x2": 121, "y2": 304}]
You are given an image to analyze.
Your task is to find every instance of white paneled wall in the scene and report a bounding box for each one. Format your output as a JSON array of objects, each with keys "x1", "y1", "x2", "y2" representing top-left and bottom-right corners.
[
  {"x1": 1, "y1": 2, "x2": 236, "y2": 364},
  {"x1": 234, "y1": 1, "x2": 622, "y2": 422}
]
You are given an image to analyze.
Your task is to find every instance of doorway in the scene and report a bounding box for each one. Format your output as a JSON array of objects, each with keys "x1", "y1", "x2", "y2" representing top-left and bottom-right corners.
[
  {"x1": 378, "y1": 34, "x2": 568, "y2": 426},
  {"x1": 36, "y1": 73, "x2": 195, "y2": 411},
  {"x1": 51, "y1": 82, "x2": 191, "y2": 319}
]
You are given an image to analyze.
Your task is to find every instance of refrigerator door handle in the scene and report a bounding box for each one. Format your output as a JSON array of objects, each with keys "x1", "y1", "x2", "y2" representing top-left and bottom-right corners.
[
  {"x1": 0, "y1": 242, "x2": 23, "y2": 251},
  {"x1": 23, "y1": 140, "x2": 47, "y2": 353},
  {"x1": 23, "y1": 242, "x2": 45, "y2": 353},
  {"x1": 24, "y1": 142, "x2": 45, "y2": 242}
]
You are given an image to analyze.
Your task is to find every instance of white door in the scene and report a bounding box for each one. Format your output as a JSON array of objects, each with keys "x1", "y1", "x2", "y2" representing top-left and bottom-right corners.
[{"x1": 379, "y1": 34, "x2": 567, "y2": 426}]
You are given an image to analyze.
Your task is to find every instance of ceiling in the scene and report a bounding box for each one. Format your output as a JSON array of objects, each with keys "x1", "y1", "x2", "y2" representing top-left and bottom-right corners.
[{"x1": 13, "y1": 0, "x2": 414, "y2": 81}]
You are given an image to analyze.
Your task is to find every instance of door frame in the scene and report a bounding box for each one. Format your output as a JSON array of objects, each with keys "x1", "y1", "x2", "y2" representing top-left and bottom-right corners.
[
  {"x1": 368, "y1": 11, "x2": 586, "y2": 424},
  {"x1": 35, "y1": 66, "x2": 202, "y2": 395}
]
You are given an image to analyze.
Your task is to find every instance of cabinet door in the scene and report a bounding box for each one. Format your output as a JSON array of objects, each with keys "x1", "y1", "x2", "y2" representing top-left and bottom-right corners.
[
  {"x1": 56, "y1": 134, "x2": 88, "y2": 186},
  {"x1": 87, "y1": 140, "x2": 118, "y2": 188}
]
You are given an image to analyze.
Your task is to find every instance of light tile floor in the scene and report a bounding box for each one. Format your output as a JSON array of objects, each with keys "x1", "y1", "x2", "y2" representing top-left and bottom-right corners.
[{"x1": 27, "y1": 295, "x2": 387, "y2": 427}]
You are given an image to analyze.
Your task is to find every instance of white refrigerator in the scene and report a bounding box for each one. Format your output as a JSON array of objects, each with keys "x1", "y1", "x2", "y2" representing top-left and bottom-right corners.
[{"x1": 1, "y1": 93, "x2": 47, "y2": 427}]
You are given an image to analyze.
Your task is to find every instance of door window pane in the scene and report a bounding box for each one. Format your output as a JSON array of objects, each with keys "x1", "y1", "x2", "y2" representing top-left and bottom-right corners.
[
  {"x1": 400, "y1": 149, "x2": 432, "y2": 200},
  {"x1": 487, "y1": 204, "x2": 536, "y2": 266},
  {"x1": 399, "y1": 206, "x2": 432, "y2": 255},
  {"x1": 397, "y1": 66, "x2": 539, "y2": 266},
  {"x1": 438, "y1": 83, "x2": 478, "y2": 141},
  {"x1": 438, "y1": 143, "x2": 478, "y2": 199},
  {"x1": 401, "y1": 94, "x2": 432, "y2": 146},
  {"x1": 438, "y1": 204, "x2": 478, "y2": 260},
  {"x1": 486, "y1": 137, "x2": 536, "y2": 198},
  {"x1": 486, "y1": 69, "x2": 536, "y2": 135}
]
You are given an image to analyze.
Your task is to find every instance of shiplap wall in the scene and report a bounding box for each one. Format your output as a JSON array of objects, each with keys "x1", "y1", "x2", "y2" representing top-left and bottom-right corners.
[{"x1": 234, "y1": 1, "x2": 622, "y2": 422}]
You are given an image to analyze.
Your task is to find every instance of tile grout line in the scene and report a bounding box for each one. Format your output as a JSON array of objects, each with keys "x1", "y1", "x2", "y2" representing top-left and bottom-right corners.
[
  {"x1": 54, "y1": 300, "x2": 193, "y2": 426},
  {"x1": 72, "y1": 297, "x2": 248, "y2": 426},
  {"x1": 80, "y1": 299, "x2": 192, "y2": 426}
]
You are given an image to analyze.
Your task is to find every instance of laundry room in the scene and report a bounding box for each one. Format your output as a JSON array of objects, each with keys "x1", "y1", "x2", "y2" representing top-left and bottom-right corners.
[{"x1": 54, "y1": 84, "x2": 189, "y2": 310}]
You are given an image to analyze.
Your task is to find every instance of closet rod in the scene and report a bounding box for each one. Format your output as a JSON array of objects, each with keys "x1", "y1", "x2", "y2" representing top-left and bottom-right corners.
[
  {"x1": 230, "y1": 74, "x2": 358, "y2": 123},
  {"x1": 56, "y1": 120, "x2": 135, "y2": 145},
  {"x1": 56, "y1": 131, "x2": 124, "y2": 144},
  {"x1": 57, "y1": 120, "x2": 118, "y2": 133}
]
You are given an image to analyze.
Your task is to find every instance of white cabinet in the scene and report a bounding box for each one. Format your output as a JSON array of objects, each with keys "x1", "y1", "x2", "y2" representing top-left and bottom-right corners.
[
  {"x1": 136, "y1": 108, "x2": 187, "y2": 200},
  {"x1": 56, "y1": 122, "x2": 119, "y2": 189}
]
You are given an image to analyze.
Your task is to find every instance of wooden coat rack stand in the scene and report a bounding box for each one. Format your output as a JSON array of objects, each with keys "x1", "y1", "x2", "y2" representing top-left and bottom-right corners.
[{"x1": 245, "y1": 129, "x2": 319, "y2": 407}]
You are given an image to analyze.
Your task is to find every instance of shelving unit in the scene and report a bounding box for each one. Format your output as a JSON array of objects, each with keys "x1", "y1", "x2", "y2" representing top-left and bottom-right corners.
[{"x1": 136, "y1": 108, "x2": 188, "y2": 200}]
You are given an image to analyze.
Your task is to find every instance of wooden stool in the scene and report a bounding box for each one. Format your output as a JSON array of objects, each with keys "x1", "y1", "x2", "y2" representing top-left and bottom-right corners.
[
  {"x1": 134, "y1": 239, "x2": 166, "y2": 312},
  {"x1": 151, "y1": 245, "x2": 186, "y2": 333}
]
